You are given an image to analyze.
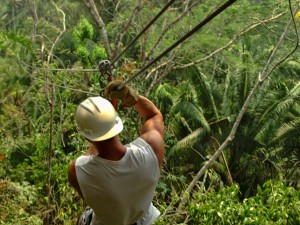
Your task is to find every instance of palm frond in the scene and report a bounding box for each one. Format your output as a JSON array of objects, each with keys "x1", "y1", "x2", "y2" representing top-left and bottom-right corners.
[
  {"x1": 167, "y1": 114, "x2": 191, "y2": 139},
  {"x1": 176, "y1": 81, "x2": 199, "y2": 103},
  {"x1": 192, "y1": 70, "x2": 220, "y2": 120},
  {"x1": 271, "y1": 118, "x2": 300, "y2": 143},
  {"x1": 171, "y1": 100, "x2": 210, "y2": 132},
  {"x1": 274, "y1": 98, "x2": 295, "y2": 117},
  {"x1": 289, "y1": 81, "x2": 300, "y2": 97},
  {"x1": 254, "y1": 82, "x2": 300, "y2": 143},
  {"x1": 153, "y1": 83, "x2": 178, "y2": 115},
  {"x1": 291, "y1": 103, "x2": 300, "y2": 115},
  {"x1": 279, "y1": 60, "x2": 300, "y2": 78},
  {"x1": 168, "y1": 128, "x2": 206, "y2": 157},
  {"x1": 0, "y1": 32, "x2": 34, "y2": 53}
]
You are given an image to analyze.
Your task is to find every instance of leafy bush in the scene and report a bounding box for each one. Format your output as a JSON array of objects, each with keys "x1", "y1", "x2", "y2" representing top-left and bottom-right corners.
[
  {"x1": 188, "y1": 180, "x2": 300, "y2": 224},
  {"x1": 0, "y1": 180, "x2": 43, "y2": 225},
  {"x1": 72, "y1": 16, "x2": 94, "y2": 43}
]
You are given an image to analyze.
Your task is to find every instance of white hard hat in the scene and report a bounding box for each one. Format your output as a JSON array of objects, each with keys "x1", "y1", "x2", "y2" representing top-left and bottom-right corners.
[{"x1": 75, "y1": 97, "x2": 123, "y2": 141}]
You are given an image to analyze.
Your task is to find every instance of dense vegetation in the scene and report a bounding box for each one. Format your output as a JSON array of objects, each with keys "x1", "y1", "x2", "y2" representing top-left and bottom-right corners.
[{"x1": 0, "y1": 0, "x2": 299, "y2": 224}]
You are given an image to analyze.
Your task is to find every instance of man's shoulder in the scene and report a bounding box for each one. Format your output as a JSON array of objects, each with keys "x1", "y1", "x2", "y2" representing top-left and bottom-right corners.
[
  {"x1": 139, "y1": 130, "x2": 164, "y2": 147},
  {"x1": 138, "y1": 131, "x2": 164, "y2": 167},
  {"x1": 75, "y1": 155, "x2": 92, "y2": 166},
  {"x1": 129, "y1": 137, "x2": 150, "y2": 146}
]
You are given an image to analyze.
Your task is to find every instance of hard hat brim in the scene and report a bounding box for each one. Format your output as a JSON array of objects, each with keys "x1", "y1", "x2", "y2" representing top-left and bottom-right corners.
[{"x1": 78, "y1": 116, "x2": 123, "y2": 141}]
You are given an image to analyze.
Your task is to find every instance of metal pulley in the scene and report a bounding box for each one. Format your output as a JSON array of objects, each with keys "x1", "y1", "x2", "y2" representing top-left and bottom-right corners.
[
  {"x1": 98, "y1": 60, "x2": 118, "y2": 109},
  {"x1": 98, "y1": 60, "x2": 113, "y2": 96}
]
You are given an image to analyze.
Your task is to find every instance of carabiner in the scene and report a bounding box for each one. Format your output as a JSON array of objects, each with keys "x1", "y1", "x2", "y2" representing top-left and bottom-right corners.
[{"x1": 98, "y1": 60, "x2": 112, "y2": 96}]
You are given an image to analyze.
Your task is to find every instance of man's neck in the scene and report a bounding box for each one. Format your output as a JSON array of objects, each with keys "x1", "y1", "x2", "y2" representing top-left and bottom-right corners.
[{"x1": 92, "y1": 137, "x2": 126, "y2": 161}]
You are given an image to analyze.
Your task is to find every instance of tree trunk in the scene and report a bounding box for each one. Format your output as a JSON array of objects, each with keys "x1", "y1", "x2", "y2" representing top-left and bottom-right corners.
[
  {"x1": 27, "y1": 0, "x2": 38, "y2": 44},
  {"x1": 83, "y1": 0, "x2": 112, "y2": 59}
]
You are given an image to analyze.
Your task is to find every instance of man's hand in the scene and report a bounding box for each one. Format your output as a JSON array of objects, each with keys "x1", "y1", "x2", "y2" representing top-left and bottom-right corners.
[{"x1": 104, "y1": 80, "x2": 139, "y2": 107}]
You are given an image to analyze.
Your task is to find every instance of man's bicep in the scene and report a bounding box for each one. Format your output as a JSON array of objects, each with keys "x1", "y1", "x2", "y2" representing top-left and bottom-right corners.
[
  {"x1": 140, "y1": 130, "x2": 164, "y2": 168},
  {"x1": 68, "y1": 160, "x2": 83, "y2": 198},
  {"x1": 141, "y1": 115, "x2": 164, "y2": 138},
  {"x1": 68, "y1": 161, "x2": 78, "y2": 187}
]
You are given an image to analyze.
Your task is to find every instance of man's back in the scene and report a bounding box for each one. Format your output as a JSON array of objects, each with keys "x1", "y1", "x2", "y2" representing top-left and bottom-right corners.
[
  {"x1": 69, "y1": 83, "x2": 164, "y2": 225},
  {"x1": 75, "y1": 138, "x2": 160, "y2": 225}
]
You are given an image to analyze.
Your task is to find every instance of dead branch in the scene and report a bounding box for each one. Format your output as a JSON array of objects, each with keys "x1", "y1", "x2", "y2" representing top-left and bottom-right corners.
[
  {"x1": 172, "y1": 12, "x2": 286, "y2": 70},
  {"x1": 43, "y1": 2, "x2": 66, "y2": 223},
  {"x1": 144, "y1": 0, "x2": 200, "y2": 64},
  {"x1": 27, "y1": 0, "x2": 38, "y2": 43},
  {"x1": 47, "y1": 2, "x2": 66, "y2": 64},
  {"x1": 146, "y1": 45, "x2": 180, "y2": 94},
  {"x1": 83, "y1": 0, "x2": 112, "y2": 59},
  {"x1": 142, "y1": 13, "x2": 285, "y2": 90},
  {"x1": 113, "y1": 0, "x2": 145, "y2": 61}
]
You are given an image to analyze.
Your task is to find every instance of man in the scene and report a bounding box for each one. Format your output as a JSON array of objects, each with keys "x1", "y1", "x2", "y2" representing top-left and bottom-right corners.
[{"x1": 68, "y1": 81, "x2": 164, "y2": 225}]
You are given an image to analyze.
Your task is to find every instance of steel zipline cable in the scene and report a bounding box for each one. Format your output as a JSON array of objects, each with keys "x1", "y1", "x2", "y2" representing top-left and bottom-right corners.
[
  {"x1": 20, "y1": 0, "x2": 176, "y2": 74},
  {"x1": 17, "y1": 58, "x2": 99, "y2": 95},
  {"x1": 117, "y1": 0, "x2": 237, "y2": 90},
  {"x1": 109, "y1": 0, "x2": 176, "y2": 67},
  {"x1": 21, "y1": 0, "x2": 237, "y2": 94}
]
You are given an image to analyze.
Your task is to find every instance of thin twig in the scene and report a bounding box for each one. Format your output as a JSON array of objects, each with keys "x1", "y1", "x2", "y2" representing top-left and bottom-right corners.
[{"x1": 172, "y1": 12, "x2": 285, "y2": 70}]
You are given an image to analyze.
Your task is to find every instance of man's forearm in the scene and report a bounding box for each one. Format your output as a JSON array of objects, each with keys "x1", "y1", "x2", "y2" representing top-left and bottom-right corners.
[
  {"x1": 134, "y1": 96, "x2": 161, "y2": 120},
  {"x1": 134, "y1": 95, "x2": 164, "y2": 137}
]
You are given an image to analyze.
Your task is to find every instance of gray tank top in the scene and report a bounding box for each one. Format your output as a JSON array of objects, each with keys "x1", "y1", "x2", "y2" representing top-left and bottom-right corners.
[{"x1": 75, "y1": 138, "x2": 161, "y2": 225}]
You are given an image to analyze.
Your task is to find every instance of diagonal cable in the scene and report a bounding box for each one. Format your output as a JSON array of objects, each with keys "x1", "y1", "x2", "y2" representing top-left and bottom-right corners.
[
  {"x1": 109, "y1": 0, "x2": 176, "y2": 67},
  {"x1": 117, "y1": 0, "x2": 237, "y2": 90}
]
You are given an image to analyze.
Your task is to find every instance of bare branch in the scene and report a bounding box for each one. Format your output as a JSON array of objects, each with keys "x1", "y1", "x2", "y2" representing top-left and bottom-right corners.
[
  {"x1": 42, "y1": 3, "x2": 67, "y2": 222},
  {"x1": 172, "y1": 12, "x2": 285, "y2": 70},
  {"x1": 145, "y1": 46, "x2": 180, "y2": 95},
  {"x1": 261, "y1": 4, "x2": 299, "y2": 81},
  {"x1": 27, "y1": 0, "x2": 38, "y2": 43},
  {"x1": 83, "y1": 0, "x2": 112, "y2": 59},
  {"x1": 47, "y1": 2, "x2": 66, "y2": 64},
  {"x1": 145, "y1": 0, "x2": 200, "y2": 63},
  {"x1": 113, "y1": 0, "x2": 145, "y2": 60}
]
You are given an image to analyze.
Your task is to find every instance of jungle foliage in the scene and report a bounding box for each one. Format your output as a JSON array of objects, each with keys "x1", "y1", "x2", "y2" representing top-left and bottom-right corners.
[{"x1": 0, "y1": 0, "x2": 299, "y2": 224}]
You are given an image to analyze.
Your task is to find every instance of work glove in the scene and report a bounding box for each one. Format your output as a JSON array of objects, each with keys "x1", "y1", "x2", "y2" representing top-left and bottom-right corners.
[{"x1": 104, "y1": 80, "x2": 139, "y2": 107}]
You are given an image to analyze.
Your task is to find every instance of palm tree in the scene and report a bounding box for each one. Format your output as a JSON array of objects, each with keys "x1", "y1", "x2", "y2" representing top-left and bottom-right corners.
[
  {"x1": 155, "y1": 46, "x2": 300, "y2": 195},
  {"x1": 154, "y1": 63, "x2": 233, "y2": 185}
]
